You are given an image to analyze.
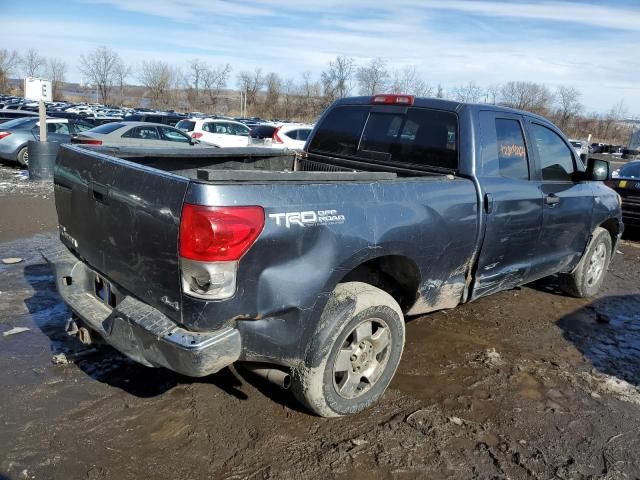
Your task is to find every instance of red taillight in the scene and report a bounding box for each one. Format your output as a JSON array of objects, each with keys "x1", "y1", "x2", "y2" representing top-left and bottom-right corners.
[
  {"x1": 79, "y1": 138, "x2": 102, "y2": 145},
  {"x1": 192, "y1": 132, "x2": 203, "y2": 139},
  {"x1": 0, "y1": 132, "x2": 11, "y2": 140},
  {"x1": 372, "y1": 94, "x2": 415, "y2": 105},
  {"x1": 272, "y1": 127, "x2": 284, "y2": 144},
  {"x1": 179, "y1": 205, "x2": 264, "y2": 262}
]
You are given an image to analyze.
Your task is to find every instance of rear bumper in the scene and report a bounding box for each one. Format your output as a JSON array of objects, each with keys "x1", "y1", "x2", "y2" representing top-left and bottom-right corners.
[{"x1": 43, "y1": 242, "x2": 242, "y2": 377}]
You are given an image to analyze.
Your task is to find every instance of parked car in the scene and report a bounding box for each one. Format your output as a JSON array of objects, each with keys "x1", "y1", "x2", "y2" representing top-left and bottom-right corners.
[
  {"x1": 269, "y1": 124, "x2": 314, "y2": 150},
  {"x1": 606, "y1": 160, "x2": 640, "y2": 227},
  {"x1": 123, "y1": 113, "x2": 185, "y2": 127},
  {"x1": 569, "y1": 139, "x2": 589, "y2": 162},
  {"x1": 0, "y1": 117, "x2": 94, "y2": 165},
  {"x1": 247, "y1": 123, "x2": 278, "y2": 147},
  {"x1": 71, "y1": 121, "x2": 207, "y2": 148},
  {"x1": 176, "y1": 118, "x2": 250, "y2": 147},
  {"x1": 46, "y1": 94, "x2": 621, "y2": 417},
  {"x1": 0, "y1": 109, "x2": 39, "y2": 124}
]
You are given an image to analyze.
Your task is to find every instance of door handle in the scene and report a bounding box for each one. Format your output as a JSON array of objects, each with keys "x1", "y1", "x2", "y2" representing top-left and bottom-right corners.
[
  {"x1": 89, "y1": 182, "x2": 109, "y2": 204},
  {"x1": 544, "y1": 194, "x2": 560, "y2": 206},
  {"x1": 484, "y1": 193, "x2": 494, "y2": 214}
]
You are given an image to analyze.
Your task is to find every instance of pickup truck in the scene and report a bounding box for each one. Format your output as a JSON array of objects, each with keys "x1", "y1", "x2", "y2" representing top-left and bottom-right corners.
[{"x1": 45, "y1": 95, "x2": 622, "y2": 417}]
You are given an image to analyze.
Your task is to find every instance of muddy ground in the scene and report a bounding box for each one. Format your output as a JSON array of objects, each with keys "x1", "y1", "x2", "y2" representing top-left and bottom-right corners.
[{"x1": 1, "y1": 162, "x2": 640, "y2": 480}]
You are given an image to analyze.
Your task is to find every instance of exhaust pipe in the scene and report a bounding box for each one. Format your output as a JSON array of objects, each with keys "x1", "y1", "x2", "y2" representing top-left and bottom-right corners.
[{"x1": 241, "y1": 363, "x2": 291, "y2": 389}]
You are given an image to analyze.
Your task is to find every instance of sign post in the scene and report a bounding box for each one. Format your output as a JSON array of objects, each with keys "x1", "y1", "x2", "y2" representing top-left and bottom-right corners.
[{"x1": 24, "y1": 77, "x2": 52, "y2": 143}]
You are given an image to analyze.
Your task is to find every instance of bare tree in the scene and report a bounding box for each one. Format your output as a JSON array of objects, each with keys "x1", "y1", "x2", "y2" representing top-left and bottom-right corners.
[
  {"x1": 0, "y1": 49, "x2": 20, "y2": 92},
  {"x1": 46, "y1": 58, "x2": 67, "y2": 101},
  {"x1": 185, "y1": 59, "x2": 209, "y2": 110},
  {"x1": 139, "y1": 60, "x2": 178, "y2": 108},
  {"x1": 201, "y1": 63, "x2": 231, "y2": 112},
  {"x1": 389, "y1": 66, "x2": 432, "y2": 97},
  {"x1": 500, "y1": 81, "x2": 553, "y2": 115},
  {"x1": 486, "y1": 83, "x2": 501, "y2": 105},
  {"x1": 22, "y1": 48, "x2": 46, "y2": 78},
  {"x1": 263, "y1": 72, "x2": 282, "y2": 118},
  {"x1": 451, "y1": 81, "x2": 484, "y2": 103},
  {"x1": 554, "y1": 85, "x2": 583, "y2": 131},
  {"x1": 78, "y1": 46, "x2": 123, "y2": 104},
  {"x1": 237, "y1": 68, "x2": 264, "y2": 114},
  {"x1": 113, "y1": 59, "x2": 132, "y2": 105},
  {"x1": 300, "y1": 71, "x2": 321, "y2": 120},
  {"x1": 356, "y1": 57, "x2": 389, "y2": 95},
  {"x1": 320, "y1": 55, "x2": 355, "y2": 106}
]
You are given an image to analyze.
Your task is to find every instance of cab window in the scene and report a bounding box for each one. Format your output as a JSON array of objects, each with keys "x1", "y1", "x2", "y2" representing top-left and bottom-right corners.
[
  {"x1": 530, "y1": 124, "x2": 575, "y2": 182},
  {"x1": 496, "y1": 119, "x2": 529, "y2": 180}
]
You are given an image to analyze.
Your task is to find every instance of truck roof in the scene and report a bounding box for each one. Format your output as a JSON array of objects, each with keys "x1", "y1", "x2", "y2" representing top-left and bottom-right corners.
[{"x1": 333, "y1": 96, "x2": 551, "y2": 124}]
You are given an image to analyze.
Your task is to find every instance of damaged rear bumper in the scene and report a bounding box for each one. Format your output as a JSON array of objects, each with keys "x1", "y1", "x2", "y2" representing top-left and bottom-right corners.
[{"x1": 43, "y1": 242, "x2": 241, "y2": 377}]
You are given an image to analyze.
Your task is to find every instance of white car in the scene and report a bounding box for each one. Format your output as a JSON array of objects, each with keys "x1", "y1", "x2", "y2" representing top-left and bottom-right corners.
[
  {"x1": 248, "y1": 123, "x2": 313, "y2": 150},
  {"x1": 175, "y1": 118, "x2": 250, "y2": 147},
  {"x1": 65, "y1": 105, "x2": 95, "y2": 115},
  {"x1": 272, "y1": 124, "x2": 314, "y2": 150}
]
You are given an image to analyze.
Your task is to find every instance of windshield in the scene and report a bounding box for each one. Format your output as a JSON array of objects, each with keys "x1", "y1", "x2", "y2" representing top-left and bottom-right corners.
[
  {"x1": 309, "y1": 105, "x2": 458, "y2": 170},
  {"x1": 618, "y1": 162, "x2": 640, "y2": 178},
  {"x1": 87, "y1": 123, "x2": 125, "y2": 134},
  {"x1": 1, "y1": 117, "x2": 37, "y2": 129}
]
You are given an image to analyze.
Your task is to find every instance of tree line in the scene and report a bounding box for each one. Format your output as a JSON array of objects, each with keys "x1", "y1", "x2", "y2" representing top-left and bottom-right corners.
[{"x1": 0, "y1": 47, "x2": 634, "y2": 144}]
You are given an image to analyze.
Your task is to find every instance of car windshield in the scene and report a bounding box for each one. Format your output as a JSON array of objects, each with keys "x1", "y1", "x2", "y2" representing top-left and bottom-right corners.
[
  {"x1": 88, "y1": 123, "x2": 125, "y2": 134},
  {"x1": 176, "y1": 120, "x2": 196, "y2": 132},
  {"x1": 618, "y1": 162, "x2": 640, "y2": 178},
  {"x1": 1, "y1": 117, "x2": 37, "y2": 129}
]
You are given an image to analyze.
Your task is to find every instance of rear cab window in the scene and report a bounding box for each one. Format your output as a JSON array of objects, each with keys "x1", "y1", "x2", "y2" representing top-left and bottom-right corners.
[
  {"x1": 308, "y1": 105, "x2": 458, "y2": 171},
  {"x1": 496, "y1": 119, "x2": 529, "y2": 180}
]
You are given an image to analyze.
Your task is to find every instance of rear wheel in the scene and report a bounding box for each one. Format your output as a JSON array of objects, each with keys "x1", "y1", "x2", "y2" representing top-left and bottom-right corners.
[
  {"x1": 291, "y1": 282, "x2": 405, "y2": 417},
  {"x1": 559, "y1": 227, "x2": 612, "y2": 298},
  {"x1": 17, "y1": 146, "x2": 29, "y2": 167}
]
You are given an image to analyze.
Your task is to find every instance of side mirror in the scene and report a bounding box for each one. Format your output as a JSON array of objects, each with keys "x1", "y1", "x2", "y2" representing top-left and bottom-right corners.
[
  {"x1": 190, "y1": 138, "x2": 199, "y2": 145},
  {"x1": 586, "y1": 157, "x2": 610, "y2": 181}
]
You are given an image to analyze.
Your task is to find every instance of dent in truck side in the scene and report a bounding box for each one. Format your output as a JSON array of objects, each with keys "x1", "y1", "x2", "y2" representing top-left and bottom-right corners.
[{"x1": 182, "y1": 177, "x2": 478, "y2": 366}]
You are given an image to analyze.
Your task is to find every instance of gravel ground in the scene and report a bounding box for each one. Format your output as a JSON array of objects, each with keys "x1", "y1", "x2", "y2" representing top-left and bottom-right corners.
[{"x1": 0, "y1": 164, "x2": 639, "y2": 480}]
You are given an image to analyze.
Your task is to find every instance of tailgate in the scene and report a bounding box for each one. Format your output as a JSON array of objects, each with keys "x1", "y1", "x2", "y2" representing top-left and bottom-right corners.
[{"x1": 53, "y1": 145, "x2": 189, "y2": 321}]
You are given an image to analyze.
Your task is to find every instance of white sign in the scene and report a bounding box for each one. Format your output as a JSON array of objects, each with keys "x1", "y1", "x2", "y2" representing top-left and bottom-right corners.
[{"x1": 24, "y1": 77, "x2": 52, "y2": 102}]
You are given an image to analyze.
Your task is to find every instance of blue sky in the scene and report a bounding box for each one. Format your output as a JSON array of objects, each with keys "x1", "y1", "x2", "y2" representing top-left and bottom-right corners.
[{"x1": 1, "y1": 0, "x2": 639, "y2": 115}]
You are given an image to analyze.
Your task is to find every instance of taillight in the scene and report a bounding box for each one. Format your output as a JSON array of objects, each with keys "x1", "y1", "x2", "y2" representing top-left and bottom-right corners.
[
  {"x1": 192, "y1": 132, "x2": 203, "y2": 139},
  {"x1": 372, "y1": 94, "x2": 415, "y2": 105},
  {"x1": 78, "y1": 138, "x2": 102, "y2": 145},
  {"x1": 272, "y1": 127, "x2": 284, "y2": 144},
  {"x1": 179, "y1": 205, "x2": 264, "y2": 300},
  {"x1": 0, "y1": 132, "x2": 11, "y2": 140}
]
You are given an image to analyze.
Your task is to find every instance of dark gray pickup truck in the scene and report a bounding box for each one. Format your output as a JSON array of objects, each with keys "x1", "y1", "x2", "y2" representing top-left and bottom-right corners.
[{"x1": 46, "y1": 95, "x2": 622, "y2": 417}]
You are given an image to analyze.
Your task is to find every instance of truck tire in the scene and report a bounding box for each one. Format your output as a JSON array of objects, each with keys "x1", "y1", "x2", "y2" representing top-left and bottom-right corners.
[
  {"x1": 17, "y1": 146, "x2": 29, "y2": 167},
  {"x1": 559, "y1": 227, "x2": 612, "y2": 298},
  {"x1": 291, "y1": 282, "x2": 405, "y2": 417}
]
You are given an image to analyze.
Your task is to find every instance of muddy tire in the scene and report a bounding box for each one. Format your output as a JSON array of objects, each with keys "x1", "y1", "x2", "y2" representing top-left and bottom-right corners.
[
  {"x1": 559, "y1": 227, "x2": 612, "y2": 298},
  {"x1": 291, "y1": 282, "x2": 405, "y2": 417},
  {"x1": 17, "y1": 146, "x2": 29, "y2": 167}
]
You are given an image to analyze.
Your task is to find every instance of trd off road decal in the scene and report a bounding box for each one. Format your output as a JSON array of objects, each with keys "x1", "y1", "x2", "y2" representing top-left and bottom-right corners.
[{"x1": 269, "y1": 210, "x2": 346, "y2": 228}]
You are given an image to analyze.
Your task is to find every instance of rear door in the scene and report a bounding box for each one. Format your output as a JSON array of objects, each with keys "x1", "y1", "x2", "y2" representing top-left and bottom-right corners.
[
  {"x1": 525, "y1": 119, "x2": 593, "y2": 277},
  {"x1": 54, "y1": 145, "x2": 189, "y2": 320},
  {"x1": 472, "y1": 111, "x2": 543, "y2": 298}
]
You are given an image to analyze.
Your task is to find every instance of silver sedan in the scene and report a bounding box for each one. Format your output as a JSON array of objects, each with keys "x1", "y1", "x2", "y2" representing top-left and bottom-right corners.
[{"x1": 72, "y1": 121, "x2": 215, "y2": 148}]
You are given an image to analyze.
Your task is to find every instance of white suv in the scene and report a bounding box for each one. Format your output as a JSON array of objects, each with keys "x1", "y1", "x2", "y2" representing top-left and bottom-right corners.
[
  {"x1": 176, "y1": 118, "x2": 250, "y2": 147},
  {"x1": 271, "y1": 124, "x2": 314, "y2": 150}
]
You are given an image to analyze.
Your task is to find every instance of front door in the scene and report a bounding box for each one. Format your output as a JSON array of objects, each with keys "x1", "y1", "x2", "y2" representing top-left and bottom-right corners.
[
  {"x1": 525, "y1": 120, "x2": 593, "y2": 278},
  {"x1": 472, "y1": 111, "x2": 543, "y2": 299}
]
